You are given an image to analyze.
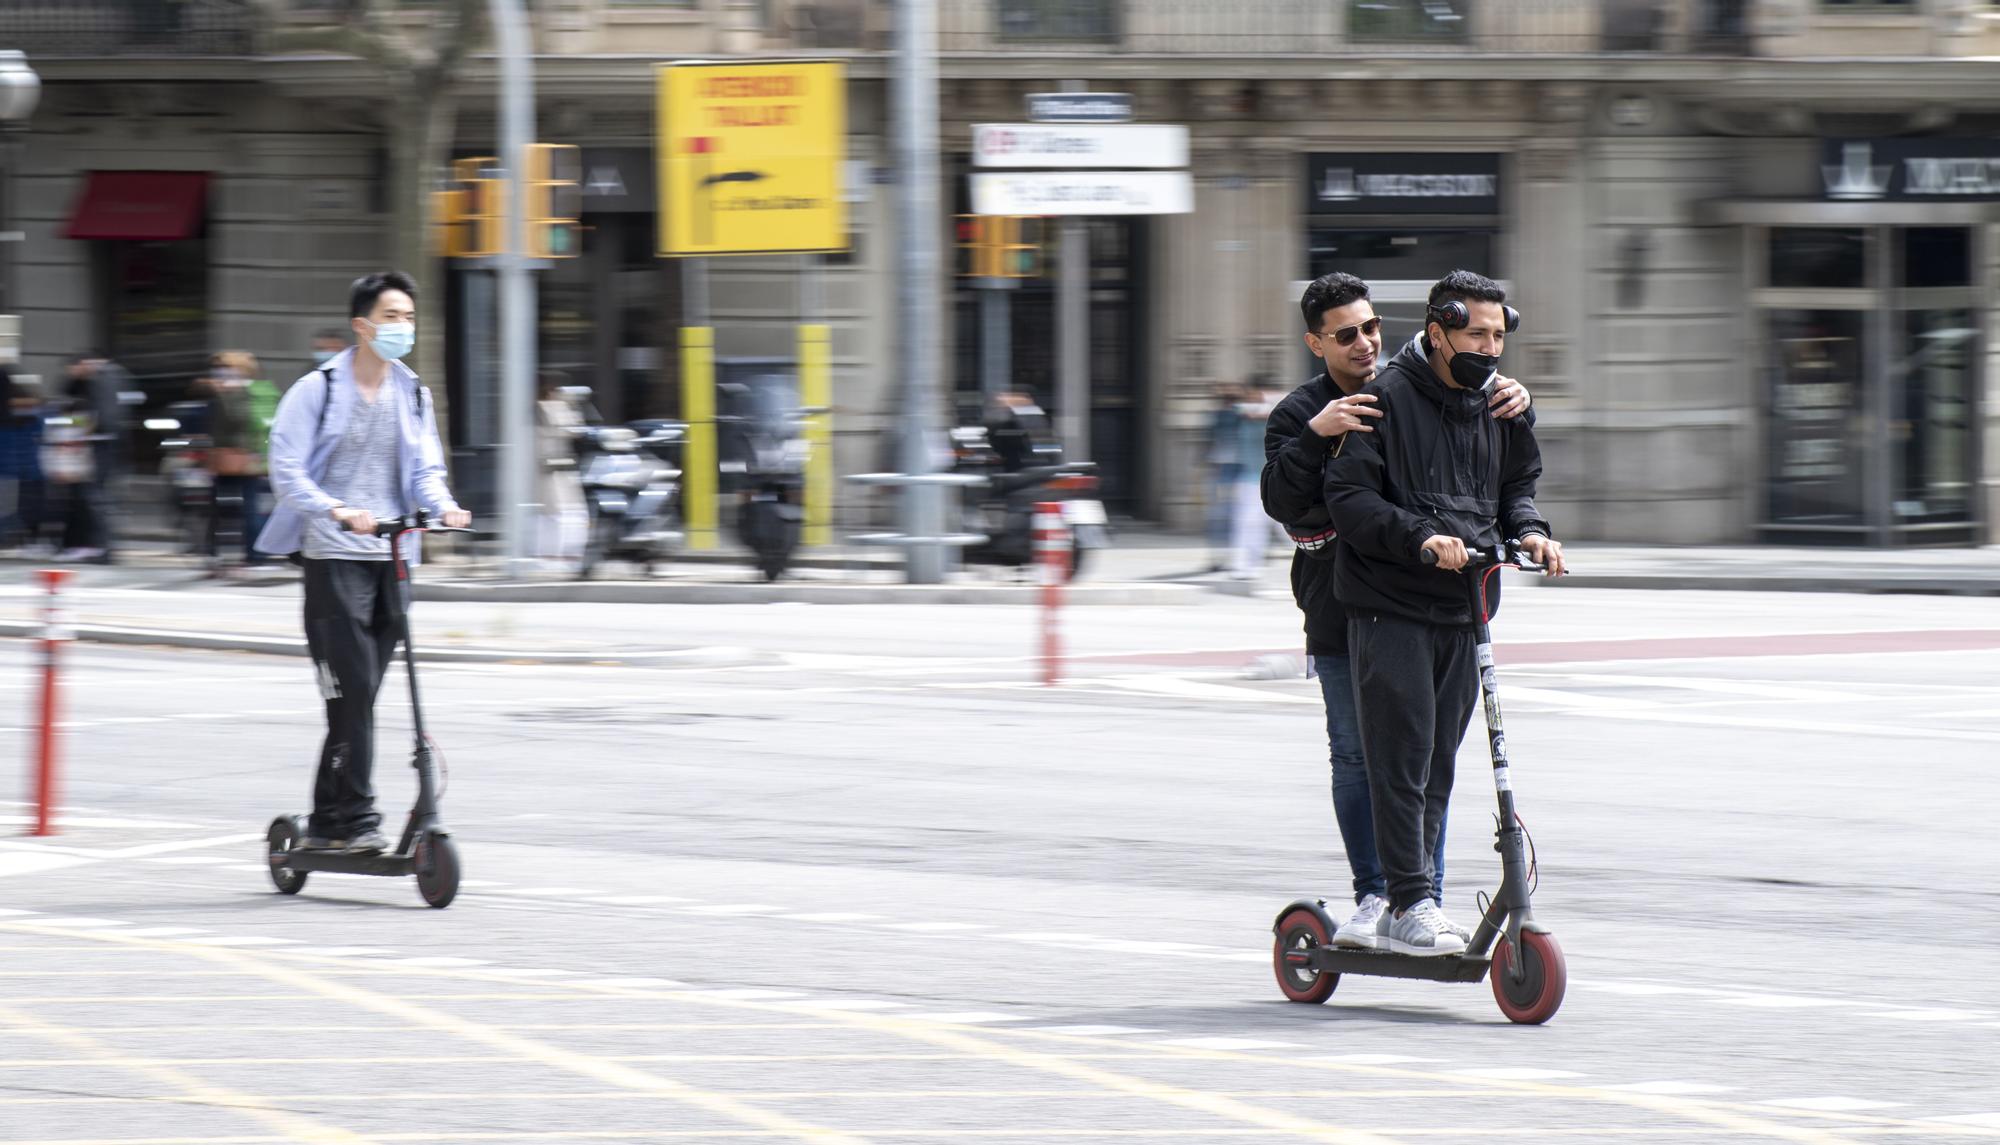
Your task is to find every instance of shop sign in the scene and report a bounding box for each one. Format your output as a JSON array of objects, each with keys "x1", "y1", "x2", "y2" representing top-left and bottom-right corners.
[
  {"x1": 1307, "y1": 153, "x2": 1501, "y2": 215},
  {"x1": 1822, "y1": 139, "x2": 2000, "y2": 202}
]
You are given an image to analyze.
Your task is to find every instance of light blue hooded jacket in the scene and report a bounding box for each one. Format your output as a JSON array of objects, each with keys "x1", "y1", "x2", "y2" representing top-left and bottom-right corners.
[{"x1": 253, "y1": 347, "x2": 460, "y2": 565}]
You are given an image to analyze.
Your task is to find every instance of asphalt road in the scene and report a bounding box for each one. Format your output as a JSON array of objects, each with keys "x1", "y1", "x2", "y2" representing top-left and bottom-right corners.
[{"x1": 1, "y1": 579, "x2": 1997, "y2": 1144}]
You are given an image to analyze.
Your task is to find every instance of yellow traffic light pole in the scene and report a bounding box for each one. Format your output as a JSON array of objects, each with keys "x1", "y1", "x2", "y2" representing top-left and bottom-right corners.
[
  {"x1": 680, "y1": 319, "x2": 718, "y2": 552},
  {"x1": 798, "y1": 320, "x2": 832, "y2": 548}
]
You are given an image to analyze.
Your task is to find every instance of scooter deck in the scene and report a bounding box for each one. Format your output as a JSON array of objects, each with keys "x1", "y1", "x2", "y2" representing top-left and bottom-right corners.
[
  {"x1": 1305, "y1": 947, "x2": 1492, "y2": 984},
  {"x1": 282, "y1": 850, "x2": 416, "y2": 877}
]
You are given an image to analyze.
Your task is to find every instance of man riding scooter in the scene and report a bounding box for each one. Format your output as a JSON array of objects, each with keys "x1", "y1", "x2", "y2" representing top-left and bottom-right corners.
[{"x1": 1322, "y1": 270, "x2": 1563, "y2": 957}]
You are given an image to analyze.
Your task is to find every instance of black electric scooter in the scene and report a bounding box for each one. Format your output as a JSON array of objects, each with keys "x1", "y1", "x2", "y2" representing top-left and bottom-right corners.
[
  {"x1": 265, "y1": 512, "x2": 465, "y2": 909},
  {"x1": 1271, "y1": 539, "x2": 1568, "y2": 1024}
]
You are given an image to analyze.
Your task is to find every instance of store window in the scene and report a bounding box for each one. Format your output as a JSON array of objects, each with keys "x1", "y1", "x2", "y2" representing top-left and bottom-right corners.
[
  {"x1": 1768, "y1": 227, "x2": 1866, "y2": 289},
  {"x1": 1765, "y1": 309, "x2": 1867, "y2": 528},
  {"x1": 1349, "y1": 0, "x2": 1471, "y2": 41}
]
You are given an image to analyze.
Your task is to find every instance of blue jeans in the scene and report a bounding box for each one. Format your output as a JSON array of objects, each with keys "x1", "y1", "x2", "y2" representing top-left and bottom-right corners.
[{"x1": 1315, "y1": 653, "x2": 1448, "y2": 906}]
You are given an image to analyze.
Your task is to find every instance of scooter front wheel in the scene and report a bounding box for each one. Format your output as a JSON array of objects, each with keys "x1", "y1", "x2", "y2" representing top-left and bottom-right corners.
[
  {"x1": 1491, "y1": 929, "x2": 1566, "y2": 1024},
  {"x1": 414, "y1": 832, "x2": 460, "y2": 910},
  {"x1": 266, "y1": 816, "x2": 307, "y2": 896},
  {"x1": 1273, "y1": 907, "x2": 1339, "y2": 1004}
]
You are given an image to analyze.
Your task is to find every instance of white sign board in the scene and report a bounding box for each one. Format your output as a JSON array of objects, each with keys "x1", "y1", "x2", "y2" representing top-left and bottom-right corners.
[
  {"x1": 972, "y1": 124, "x2": 1190, "y2": 170},
  {"x1": 1027, "y1": 92, "x2": 1132, "y2": 123},
  {"x1": 972, "y1": 171, "x2": 1194, "y2": 217}
]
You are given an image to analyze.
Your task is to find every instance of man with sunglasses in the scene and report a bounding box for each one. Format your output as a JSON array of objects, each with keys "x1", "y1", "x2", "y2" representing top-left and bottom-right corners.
[{"x1": 1261, "y1": 272, "x2": 1531, "y2": 952}]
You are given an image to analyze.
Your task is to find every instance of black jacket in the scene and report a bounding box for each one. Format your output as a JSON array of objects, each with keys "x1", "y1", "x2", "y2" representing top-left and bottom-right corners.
[
  {"x1": 1324, "y1": 337, "x2": 1550, "y2": 628},
  {"x1": 1260, "y1": 372, "x2": 1347, "y2": 656}
]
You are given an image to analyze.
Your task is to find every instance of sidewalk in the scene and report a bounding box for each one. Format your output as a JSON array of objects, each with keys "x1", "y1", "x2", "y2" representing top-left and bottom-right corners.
[{"x1": 11, "y1": 530, "x2": 2000, "y2": 603}]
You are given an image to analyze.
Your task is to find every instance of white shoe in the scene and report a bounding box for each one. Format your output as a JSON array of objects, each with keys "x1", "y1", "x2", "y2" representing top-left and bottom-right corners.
[
  {"x1": 1333, "y1": 893, "x2": 1389, "y2": 949},
  {"x1": 1435, "y1": 901, "x2": 1471, "y2": 944},
  {"x1": 1386, "y1": 900, "x2": 1468, "y2": 958}
]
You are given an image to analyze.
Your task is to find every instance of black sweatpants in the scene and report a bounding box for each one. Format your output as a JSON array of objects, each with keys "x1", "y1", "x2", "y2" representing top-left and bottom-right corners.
[
  {"x1": 1348, "y1": 612, "x2": 1479, "y2": 912},
  {"x1": 302, "y1": 557, "x2": 407, "y2": 838}
]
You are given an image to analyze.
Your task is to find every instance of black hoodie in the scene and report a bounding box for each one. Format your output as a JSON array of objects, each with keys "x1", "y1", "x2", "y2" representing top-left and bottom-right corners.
[
  {"x1": 1260, "y1": 371, "x2": 1347, "y2": 656},
  {"x1": 1323, "y1": 336, "x2": 1550, "y2": 628}
]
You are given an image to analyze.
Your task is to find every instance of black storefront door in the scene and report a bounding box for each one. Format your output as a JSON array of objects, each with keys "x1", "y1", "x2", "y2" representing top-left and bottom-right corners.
[{"x1": 1757, "y1": 224, "x2": 1980, "y2": 545}]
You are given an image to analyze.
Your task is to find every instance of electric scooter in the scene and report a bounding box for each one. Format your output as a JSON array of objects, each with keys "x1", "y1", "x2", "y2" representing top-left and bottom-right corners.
[
  {"x1": 1271, "y1": 539, "x2": 1568, "y2": 1024},
  {"x1": 265, "y1": 511, "x2": 466, "y2": 909}
]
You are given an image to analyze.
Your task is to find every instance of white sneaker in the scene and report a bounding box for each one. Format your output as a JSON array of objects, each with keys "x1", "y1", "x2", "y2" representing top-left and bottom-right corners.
[
  {"x1": 1435, "y1": 901, "x2": 1471, "y2": 944},
  {"x1": 1333, "y1": 894, "x2": 1389, "y2": 949},
  {"x1": 1386, "y1": 900, "x2": 1468, "y2": 958}
]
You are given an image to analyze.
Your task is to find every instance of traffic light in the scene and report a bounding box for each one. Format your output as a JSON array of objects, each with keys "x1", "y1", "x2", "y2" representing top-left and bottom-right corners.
[
  {"x1": 453, "y1": 156, "x2": 504, "y2": 259},
  {"x1": 1003, "y1": 216, "x2": 1045, "y2": 278},
  {"x1": 431, "y1": 187, "x2": 469, "y2": 258},
  {"x1": 955, "y1": 214, "x2": 985, "y2": 278},
  {"x1": 526, "y1": 143, "x2": 582, "y2": 259},
  {"x1": 955, "y1": 215, "x2": 1043, "y2": 280}
]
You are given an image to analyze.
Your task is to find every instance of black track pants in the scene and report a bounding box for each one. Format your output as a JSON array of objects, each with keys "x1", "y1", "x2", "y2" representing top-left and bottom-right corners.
[
  {"x1": 302, "y1": 557, "x2": 406, "y2": 838},
  {"x1": 1347, "y1": 611, "x2": 1479, "y2": 912}
]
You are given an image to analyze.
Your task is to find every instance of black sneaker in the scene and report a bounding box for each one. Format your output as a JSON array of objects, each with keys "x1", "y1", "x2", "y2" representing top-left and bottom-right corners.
[
  {"x1": 299, "y1": 835, "x2": 348, "y2": 851},
  {"x1": 347, "y1": 830, "x2": 390, "y2": 854}
]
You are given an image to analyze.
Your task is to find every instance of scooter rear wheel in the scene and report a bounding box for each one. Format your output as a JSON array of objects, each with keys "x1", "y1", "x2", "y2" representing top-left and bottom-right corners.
[
  {"x1": 266, "y1": 817, "x2": 307, "y2": 896},
  {"x1": 1491, "y1": 929, "x2": 1566, "y2": 1024},
  {"x1": 1273, "y1": 907, "x2": 1339, "y2": 1004},
  {"x1": 414, "y1": 832, "x2": 460, "y2": 910}
]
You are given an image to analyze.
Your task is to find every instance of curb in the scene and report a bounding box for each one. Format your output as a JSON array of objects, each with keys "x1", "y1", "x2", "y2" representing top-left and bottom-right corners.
[
  {"x1": 411, "y1": 580, "x2": 1205, "y2": 606},
  {"x1": 1550, "y1": 574, "x2": 2000, "y2": 597},
  {"x1": 0, "y1": 621, "x2": 768, "y2": 667}
]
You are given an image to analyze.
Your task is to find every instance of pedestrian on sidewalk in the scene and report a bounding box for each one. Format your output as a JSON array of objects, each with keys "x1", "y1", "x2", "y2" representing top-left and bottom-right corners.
[
  {"x1": 55, "y1": 352, "x2": 129, "y2": 564},
  {"x1": 255, "y1": 271, "x2": 471, "y2": 854},
  {"x1": 1203, "y1": 380, "x2": 1244, "y2": 572},
  {"x1": 1227, "y1": 377, "x2": 1284, "y2": 580},
  {"x1": 1, "y1": 366, "x2": 51, "y2": 552},
  {"x1": 535, "y1": 371, "x2": 587, "y2": 571}
]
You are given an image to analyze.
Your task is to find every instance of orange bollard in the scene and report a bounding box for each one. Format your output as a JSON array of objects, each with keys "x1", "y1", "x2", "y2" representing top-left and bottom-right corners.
[
  {"x1": 1032, "y1": 503, "x2": 1072, "y2": 687},
  {"x1": 31, "y1": 569, "x2": 72, "y2": 837}
]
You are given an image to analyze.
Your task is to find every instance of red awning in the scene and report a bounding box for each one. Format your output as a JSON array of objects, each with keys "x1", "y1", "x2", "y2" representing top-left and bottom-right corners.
[{"x1": 65, "y1": 171, "x2": 209, "y2": 241}]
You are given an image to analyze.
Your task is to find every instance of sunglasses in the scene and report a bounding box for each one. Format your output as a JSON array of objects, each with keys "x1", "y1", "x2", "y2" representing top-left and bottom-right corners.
[{"x1": 1315, "y1": 316, "x2": 1382, "y2": 347}]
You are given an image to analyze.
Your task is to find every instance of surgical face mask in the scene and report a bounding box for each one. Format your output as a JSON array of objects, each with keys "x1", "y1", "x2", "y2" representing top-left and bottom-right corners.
[
  {"x1": 313, "y1": 349, "x2": 338, "y2": 366},
  {"x1": 364, "y1": 321, "x2": 414, "y2": 362}
]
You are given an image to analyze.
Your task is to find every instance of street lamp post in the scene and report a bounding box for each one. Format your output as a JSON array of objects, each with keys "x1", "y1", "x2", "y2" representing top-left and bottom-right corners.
[{"x1": 0, "y1": 51, "x2": 43, "y2": 323}]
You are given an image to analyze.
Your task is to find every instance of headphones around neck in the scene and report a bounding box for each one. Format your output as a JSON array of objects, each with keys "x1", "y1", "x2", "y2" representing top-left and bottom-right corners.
[{"x1": 1428, "y1": 299, "x2": 1522, "y2": 334}]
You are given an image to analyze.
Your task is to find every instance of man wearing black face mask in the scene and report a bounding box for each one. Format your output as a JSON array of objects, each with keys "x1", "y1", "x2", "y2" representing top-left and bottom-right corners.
[
  {"x1": 1322, "y1": 269, "x2": 1564, "y2": 957},
  {"x1": 1262, "y1": 272, "x2": 1531, "y2": 951}
]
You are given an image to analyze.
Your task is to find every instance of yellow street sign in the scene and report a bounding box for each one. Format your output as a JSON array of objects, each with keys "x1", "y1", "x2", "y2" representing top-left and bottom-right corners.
[{"x1": 657, "y1": 60, "x2": 847, "y2": 257}]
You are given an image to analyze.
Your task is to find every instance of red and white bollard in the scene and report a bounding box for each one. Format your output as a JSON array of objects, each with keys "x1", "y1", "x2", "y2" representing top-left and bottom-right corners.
[
  {"x1": 1032, "y1": 502, "x2": 1072, "y2": 687},
  {"x1": 30, "y1": 569, "x2": 72, "y2": 837}
]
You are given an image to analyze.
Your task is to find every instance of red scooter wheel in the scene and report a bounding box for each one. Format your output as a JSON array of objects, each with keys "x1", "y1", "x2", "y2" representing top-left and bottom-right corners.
[
  {"x1": 1273, "y1": 907, "x2": 1339, "y2": 1004},
  {"x1": 1491, "y1": 929, "x2": 1567, "y2": 1024}
]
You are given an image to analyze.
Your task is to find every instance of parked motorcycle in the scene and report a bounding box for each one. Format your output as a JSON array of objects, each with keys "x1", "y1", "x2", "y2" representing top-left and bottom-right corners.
[
  {"x1": 574, "y1": 420, "x2": 683, "y2": 579},
  {"x1": 717, "y1": 376, "x2": 811, "y2": 582},
  {"x1": 950, "y1": 419, "x2": 1110, "y2": 581}
]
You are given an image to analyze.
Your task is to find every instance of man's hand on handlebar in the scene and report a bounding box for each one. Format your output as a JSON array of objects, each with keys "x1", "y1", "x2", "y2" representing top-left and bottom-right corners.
[
  {"x1": 330, "y1": 506, "x2": 376, "y2": 536},
  {"x1": 1420, "y1": 535, "x2": 1470, "y2": 572},
  {"x1": 441, "y1": 508, "x2": 472, "y2": 529},
  {"x1": 1519, "y1": 533, "x2": 1565, "y2": 577}
]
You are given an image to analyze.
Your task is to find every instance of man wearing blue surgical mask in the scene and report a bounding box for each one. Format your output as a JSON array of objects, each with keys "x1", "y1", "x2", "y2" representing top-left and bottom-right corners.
[{"x1": 257, "y1": 271, "x2": 472, "y2": 854}]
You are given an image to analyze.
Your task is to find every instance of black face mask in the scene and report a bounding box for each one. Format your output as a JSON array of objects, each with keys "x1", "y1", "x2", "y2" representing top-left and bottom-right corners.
[{"x1": 1439, "y1": 330, "x2": 1499, "y2": 392}]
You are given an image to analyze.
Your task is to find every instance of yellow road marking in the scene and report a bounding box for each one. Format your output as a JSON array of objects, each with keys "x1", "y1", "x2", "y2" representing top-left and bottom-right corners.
[
  {"x1": 0, "y1": 1088, "x2": 1485, "y2": 1105},
  {"x1": 8, "y1": 924, "x2": 1984, "y2": 1144},
  {"x1": 111, "y1": 935, "x2": 876, "y2": 1145},
  {"x1": 0, "y1": 1002, "x2": 381, "y2": 1145}
]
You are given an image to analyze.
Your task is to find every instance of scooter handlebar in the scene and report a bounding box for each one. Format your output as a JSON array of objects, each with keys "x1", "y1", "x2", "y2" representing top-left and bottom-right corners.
[
  {"x1": 1419, "y1": 540, "x2": 1548, "y2": 574},
  {"x1": 342, "y1": 511, "x2": 473, "y2": 538}
]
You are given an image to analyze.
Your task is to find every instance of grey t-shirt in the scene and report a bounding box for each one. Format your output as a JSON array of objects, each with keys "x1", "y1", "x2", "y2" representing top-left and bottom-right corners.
[{"x1": 302, "y1": 383, "x2": 403, "y2": 561}]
